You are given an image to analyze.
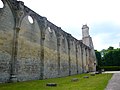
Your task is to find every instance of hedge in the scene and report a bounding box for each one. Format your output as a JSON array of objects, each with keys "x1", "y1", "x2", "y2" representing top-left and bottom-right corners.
[{"x1": 100, "y1": 66, "x2": 120, "y2": 71}]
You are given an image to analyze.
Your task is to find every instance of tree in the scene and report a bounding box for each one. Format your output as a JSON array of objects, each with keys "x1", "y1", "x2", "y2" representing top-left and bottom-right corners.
[
  {"x1": 102, "y1": 47, "x2": 120, "y2": 66},
  {"x1": 108, "y1": 46, "x2": 114, "y2": 50},
  {"x1": 95, "y1": 50, "x2": 102, "y2": 66}
]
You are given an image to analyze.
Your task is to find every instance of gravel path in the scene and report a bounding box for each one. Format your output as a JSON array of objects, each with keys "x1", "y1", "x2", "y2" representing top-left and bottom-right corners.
[{"x1": 105, "y1": 73, "x2": 120, "y2": 90}]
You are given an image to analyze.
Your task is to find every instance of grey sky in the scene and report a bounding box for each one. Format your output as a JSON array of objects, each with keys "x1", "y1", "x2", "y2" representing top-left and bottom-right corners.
[{"x1": 17, "y1": 0, "x2": 120, "y2": 50}]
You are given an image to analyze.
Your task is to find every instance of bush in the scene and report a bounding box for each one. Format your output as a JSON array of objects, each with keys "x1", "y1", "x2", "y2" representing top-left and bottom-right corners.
[{"x1": 100, "y1": 66, "x2": 120, "y2": 71}]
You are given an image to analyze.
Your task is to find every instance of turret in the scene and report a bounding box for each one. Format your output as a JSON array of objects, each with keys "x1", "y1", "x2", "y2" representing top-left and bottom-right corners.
[
  {"x1": 82, "y1": 24, "x2": 97, "y2": 72},
  {"x1": 82, "y1": 24, "x2": 89, "y2": 38},
  {"x1": 82, "y1": 24, "x2": 91, "y2": 47}
]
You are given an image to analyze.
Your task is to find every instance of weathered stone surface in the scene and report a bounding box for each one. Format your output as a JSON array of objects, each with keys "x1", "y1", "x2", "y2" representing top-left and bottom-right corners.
[
  {"x1": 71, "y1": 78, "x2": 79, "y2": 82},
  {"x1": 59, "y1": 34, "x2": 69, "y2": 77},
  {"x1": 90, "y1": 73, "x2": 95, "y2": 76},
  {"x1": 83, "y1": 76, "x2": 89, "y2": 78},
  {"x1": 44, "y1": 28, "x2": 58, "y2": 79},
  {"x1": 17, "y1": 16, "x2": 41, "y2": 81},
  {"x1": 82, "y1": 47, "x2": 87, "y2": 72},
  {"x1": 70, "y1": 39, "x2": 77, "y2": 75},
  {"x1": 82, "y1": 25, "x2": 97, "y2": 72},
  {"x1": 46, "y1": 83, "x2": 57, "y2": 87},
  {"x1": 0, "y1": 2, "x2": 14, "y2": 83},
  {"x1": 77, "y1": 42, "x2": 83, "y2": 74},
  {"x1": 0, "y1": 0, "x2": 96, "y2": 83}
]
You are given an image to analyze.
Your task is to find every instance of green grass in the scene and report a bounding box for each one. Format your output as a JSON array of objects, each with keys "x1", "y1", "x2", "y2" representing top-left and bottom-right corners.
[{"x1": 0, "y1": 73, "x2": 112, "y2": 90}]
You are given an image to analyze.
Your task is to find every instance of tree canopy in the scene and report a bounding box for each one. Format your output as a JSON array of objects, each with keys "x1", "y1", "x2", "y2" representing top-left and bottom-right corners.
[{"x1": 95, "y1": 46, "x2": 120, "y2": 66}]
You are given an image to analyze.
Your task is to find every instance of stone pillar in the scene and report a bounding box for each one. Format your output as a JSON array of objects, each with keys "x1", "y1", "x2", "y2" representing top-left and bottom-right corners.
[
  {"x1": 67, "y1": 34, "x2": 71, "y2": 76},
  {"x1": 81, "y1": 44, "x2": 84, "y2": 73},
  {"x1": 10, "y1": 27, "x2": 20, "y2": 82},
  {"x1": 40, "y1": 32, "x2": 45, "y2": 79},
  {"x1": 76, "y1": 42, "x2": 79, "y2": 74},
  {"x1": 38, "y1": 17, "x2": 47, "y2": 79},
  {"x1": 10, "y1": 1, "x2": 25, "y2": 82},
  {"x1": 56, "y1": 28, "x2": 61, "y2": 76}
]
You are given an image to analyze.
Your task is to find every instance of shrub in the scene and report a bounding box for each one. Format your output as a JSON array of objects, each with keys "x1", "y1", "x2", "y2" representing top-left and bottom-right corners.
[{"x1": 100, "y1": 66, "x2": 120, "y2": 71}]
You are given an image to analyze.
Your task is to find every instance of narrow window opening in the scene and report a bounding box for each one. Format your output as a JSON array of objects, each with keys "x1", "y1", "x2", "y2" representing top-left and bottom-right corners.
[
  {"x1": 48, "y1": 27, "x2": 52, "y2": 33},
  {"x1": 0, "y1": 0, "x2": 4, "y2": 8},
  {"x1": 28, "y1": 15, "x2": 34, "y2": 24}
]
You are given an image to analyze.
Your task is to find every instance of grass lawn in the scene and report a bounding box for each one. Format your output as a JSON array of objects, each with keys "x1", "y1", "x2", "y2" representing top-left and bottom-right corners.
[{"x1": 0, "y1": 73, "x2": 112, "y2": 90}]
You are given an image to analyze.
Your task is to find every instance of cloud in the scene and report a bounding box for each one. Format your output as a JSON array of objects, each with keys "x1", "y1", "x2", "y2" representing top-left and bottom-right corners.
[
  {"x1": 23, "y1": 0, "x2": 120, "y2": 26},
  {"x1": 91, "y1": 23, "x2": 120, "y2": 50},
  {"x1": 21, "y1": 0, "x2": 120, "y2": 50},
  {"x1": 116, "y1": 34, "x2": 120, "y2": 37},
  {"x1": 92, "y1": 33, "x2": 111, "y2": 50}
]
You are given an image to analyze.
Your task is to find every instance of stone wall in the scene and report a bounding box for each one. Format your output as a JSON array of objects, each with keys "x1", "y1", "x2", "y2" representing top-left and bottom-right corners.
[{"x1": 0, "y1": 0, "x2": 96, "y2": 83}]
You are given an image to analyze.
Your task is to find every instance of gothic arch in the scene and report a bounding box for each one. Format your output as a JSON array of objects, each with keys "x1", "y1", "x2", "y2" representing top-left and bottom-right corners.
[
  {"x1": 69, "y1": 38, "x2": 77, "y2": 75},
  {"x1": 44, "y1": 27, "x2": 58, "y2": 79},
  {"x1": 0, "y1": 0, "x2": 15, "y2": 82},
  {"x1": 59, "y1": 34, "x2": 69, "y2": 77},
  {"x1": 76, "y1": 42, "x2": 83, "y2": 74},
  {"x1": 17, "y1": 15, "x2": 41, "y2": 81},
  {"x1": 82, "y1": 45, "x2": 87, "y2": 72}
]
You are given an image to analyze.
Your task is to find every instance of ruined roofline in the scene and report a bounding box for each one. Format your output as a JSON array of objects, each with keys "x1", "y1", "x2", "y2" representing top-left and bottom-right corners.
[
  {"x1": 22, "y1": 1, "x2": 85, "y2": 43},
  {"x1": 19, "y1": 1, "x2": 80, "y2": 41},
  {"x1": 6, "y1": 0, "x2": 91, "y2": 47},
  {"x1": 0, "y1": 0, "x2": 97, "y2": 83}
]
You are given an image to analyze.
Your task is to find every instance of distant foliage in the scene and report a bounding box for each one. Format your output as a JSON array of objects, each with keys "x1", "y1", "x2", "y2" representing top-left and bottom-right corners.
[
  {"x1": 99, "y1": 46, "x2": 120, "y2": 66},
  {"x1": 103, "y1": 48, "x2": 120, "y2": 66},
  {"x1": 95, "y1": 46, "x2": 120, "y2": 69},
  {"x1": 100, "y1": 66, "x2": 120, "y2": 71},
  {"x1": 107, "y1": 46, "x2": 114, "y2": 50},
  {"x1": 95, "y1": 50, "x2": 102, "y2": 66}
]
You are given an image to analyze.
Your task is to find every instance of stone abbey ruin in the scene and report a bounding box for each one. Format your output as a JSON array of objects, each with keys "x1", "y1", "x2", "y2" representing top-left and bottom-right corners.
[{"x1": 0, "y1": 0, "x2": 96, "y2": 83}]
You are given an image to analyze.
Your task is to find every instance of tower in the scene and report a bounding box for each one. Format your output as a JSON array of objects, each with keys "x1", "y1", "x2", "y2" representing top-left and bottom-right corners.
[
  {"x1": 82, "y1": 24, "x2": 97, "y2": 71},
  {"x1": 82, "y1": 24, "x2": 91, "y2": 47},
  {"x1": 82, "y1": 24, "x2": 89, "y2": 38}
]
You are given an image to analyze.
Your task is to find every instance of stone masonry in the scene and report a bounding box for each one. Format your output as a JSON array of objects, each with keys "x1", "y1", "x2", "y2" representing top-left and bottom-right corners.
[{"x1": 0, "y1": 0, "x2": 96, "y2": 83}]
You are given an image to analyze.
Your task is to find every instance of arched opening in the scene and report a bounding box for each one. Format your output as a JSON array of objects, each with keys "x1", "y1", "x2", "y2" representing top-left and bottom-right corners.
[
  {"x1": 17, "y1": 16, "x2": 41, "y2": 81},
  {"x1": 48, "y1": 27, "x2": 52, "y2": 33},
  {"x1": 28, "y1": 15, "x2": 34, "y2": 24},
  {"x1": 0, "y1": 0, "x2": 4, "y2": 8},
  {"x1": 44, "y1": 28, "x2": 58, "y2": 78},
  {"x1": 59, "y1": 35, "x2": 69, "y2": 77}
]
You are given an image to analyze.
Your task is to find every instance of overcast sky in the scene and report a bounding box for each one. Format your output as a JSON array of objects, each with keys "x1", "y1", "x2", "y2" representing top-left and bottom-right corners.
[{"x1": 17, "y1": 0, "x2": 120, "y2": 50}]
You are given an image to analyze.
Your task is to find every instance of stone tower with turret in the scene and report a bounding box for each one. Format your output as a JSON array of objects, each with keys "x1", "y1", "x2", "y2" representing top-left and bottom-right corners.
[
  {"x1": 82, "y1": 24, "x2": 92, "y2": 48},
  {"x1": 82, "y1": 25, "x2": 97, "y2": 71}
]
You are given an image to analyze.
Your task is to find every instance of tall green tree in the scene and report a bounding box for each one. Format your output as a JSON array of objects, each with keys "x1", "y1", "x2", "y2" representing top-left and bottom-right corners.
[
  {"x1": 95, "y1": 50, "x2": 102, "y2": 66},
  {"x1": 102, "y1": 47, "x2": 120, "y2": 66}
]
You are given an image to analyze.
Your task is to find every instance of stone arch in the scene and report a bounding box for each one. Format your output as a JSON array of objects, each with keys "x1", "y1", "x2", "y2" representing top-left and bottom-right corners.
[
  {"x1": 17, "y1": 15, "x2": 41, "y2": 81},
  {"x1": 44, "y1": 27, "x2": 58, "y2": 79},
  {"x1": 86, "y1": 47, "x2": 89, "y2": 72},
  {"x1": 0, "y1": 1, "x2": 15, "y2": 83},
  {"x1": 69, "y1": 38, "x2": 77, "y2": 75},
  {"x1": 59, "y1": 34, "x2": 69, "y2": 77},
  {"x1": 82, "y1": 45, "x2": 87, "y2": 72},
  {"x1": 76, "y1": 42, "x2": 83, "y2": 74}
]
